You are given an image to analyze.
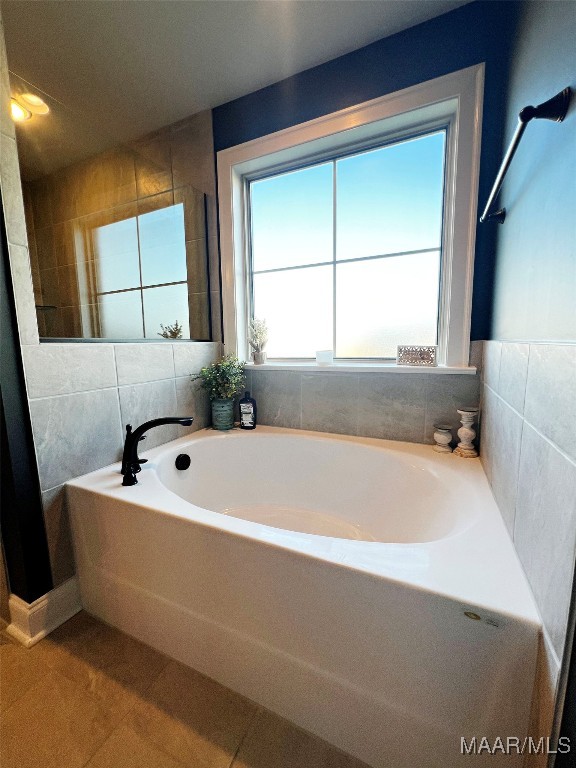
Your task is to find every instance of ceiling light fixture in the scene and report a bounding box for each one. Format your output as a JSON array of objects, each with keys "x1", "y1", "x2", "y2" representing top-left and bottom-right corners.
[
  {"x1": 19, "y1": 92, "x2": 50, "y2": 115},
  {"x1": 10, "y1": 98, "x2": 31, "y2": 122}
]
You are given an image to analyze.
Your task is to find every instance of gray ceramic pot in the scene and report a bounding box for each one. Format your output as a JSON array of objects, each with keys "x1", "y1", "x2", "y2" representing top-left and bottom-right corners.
[{"x1": 211, "y1": 398, "x2": 234, "y2": 430}]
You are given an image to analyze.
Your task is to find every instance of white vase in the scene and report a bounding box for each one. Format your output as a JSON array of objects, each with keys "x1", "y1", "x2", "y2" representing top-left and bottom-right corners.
[
  {"x1": 433, "y1": 425, "x2": 453, "y2": 453},
  {"x1": 453, "y1": 409, "x2": 479, "y2": 458},
  {"x1": 253, "y1": 350, "x2": 267, "y2": 365}
]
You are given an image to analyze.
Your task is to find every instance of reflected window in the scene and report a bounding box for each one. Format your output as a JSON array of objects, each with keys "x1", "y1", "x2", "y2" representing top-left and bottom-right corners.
[
  {"x1": 93, "y1": 217, "x2": 140, "y2": 293},
  {"x1": 99, "y1": 291, "x2": 144, "y2": 339},
  {"x1": 90, "y1": 203, "x2": 193, "y2": 339},
  {"x1": 249, "y1": 131, "x2": 445, "y2": 359},
  {"x1": 143, "y1": 284, "x2": 190, "y2": 339},
  {"x1": 139, "y1": 204, "x2": 187, "y2": 286}
]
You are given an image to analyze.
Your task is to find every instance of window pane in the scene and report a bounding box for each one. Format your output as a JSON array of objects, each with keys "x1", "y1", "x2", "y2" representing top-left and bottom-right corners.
[
  {"x1": 336, "y1": 132, "x2": 445, "y2": 260},
  {"x1": 143, "y1": 283, "x2": 190, "y2": 339},
  {"x1": 139, "y1": 204, "x2": 187, "y2": 287},
  {"x1": 335, "y1": 251, "x2": 440, "y2": 358},
  {"x1": 253, "y1": 266, "x2": 333, "y2": 357},
  {"x1": 99, "y1": 290, "x2": 144, "y2": 338},
  {"x1": 93, "y1": 217, "x2": 140, "y2": 293},
  {"x1": 251, "y1": 163, "x2": 333, "y2": 272}
]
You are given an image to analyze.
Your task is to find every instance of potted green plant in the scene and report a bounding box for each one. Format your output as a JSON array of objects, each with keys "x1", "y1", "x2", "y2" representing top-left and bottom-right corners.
[
  {"x1": 194, "y1": 355, "x2": 245, "y2": 430},
  {"x1": 248, "y1": 317, "x2": 268, "y2": 364}
]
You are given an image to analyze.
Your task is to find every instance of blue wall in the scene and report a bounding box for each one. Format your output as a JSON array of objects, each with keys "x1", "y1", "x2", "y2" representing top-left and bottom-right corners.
[
  {"x1": 212, "y1": 1, "x2": 521, "y2": 342},
  {"x1": 491, "y1": 0, "x2": 575, "y2": 341}
]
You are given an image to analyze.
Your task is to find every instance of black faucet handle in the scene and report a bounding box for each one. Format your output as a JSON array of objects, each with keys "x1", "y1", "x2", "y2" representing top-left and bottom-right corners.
[
  {"x1": 122, "y1": 416, "x2": 193, "y2": 486},
  {"x1": 125, "y1": 425, "x2": 146, "y2": 439}
]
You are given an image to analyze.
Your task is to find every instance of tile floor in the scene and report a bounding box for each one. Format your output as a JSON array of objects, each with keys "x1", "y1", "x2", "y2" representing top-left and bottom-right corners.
[{"x1": 0, "y1": 611, "x2": 369, "y2": 768}]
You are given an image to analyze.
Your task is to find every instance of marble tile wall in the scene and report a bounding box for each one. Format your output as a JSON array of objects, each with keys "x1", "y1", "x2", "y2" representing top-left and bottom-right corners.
[
  {"x1": 1, "y1": 16, "x2": 222, "y2": 594},
  {"x1": 480, "y1": 340, "x2": 576, "y2": 737},
  {"x1": 246, "y1": 362, "x2": 481, "y2": 445},
  {"x1": 0, "y1": 17, "x2": 38, "y2": 346},
  {"x1": 21, "y1": 342, "x2": 220, "y2": 585}
]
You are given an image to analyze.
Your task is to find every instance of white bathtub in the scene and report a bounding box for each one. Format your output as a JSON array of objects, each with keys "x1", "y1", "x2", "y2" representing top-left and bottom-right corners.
[{"x1": 67, "y1": 426, "x2": 541, "y2": 768}]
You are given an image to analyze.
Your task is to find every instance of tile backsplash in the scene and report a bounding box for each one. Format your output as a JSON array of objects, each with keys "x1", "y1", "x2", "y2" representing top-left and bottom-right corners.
[
  {"x1": 247, "y1": 366, "x2": 481, "y2": 445},
  {"x1": 22, "y1": 341, "x2": 220, "y2": 586}
]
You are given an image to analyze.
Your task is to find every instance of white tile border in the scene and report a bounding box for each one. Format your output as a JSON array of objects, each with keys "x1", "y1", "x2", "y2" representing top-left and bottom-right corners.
[{"x1": 6, "y1": 576, "x2": 82, "y2": 647}]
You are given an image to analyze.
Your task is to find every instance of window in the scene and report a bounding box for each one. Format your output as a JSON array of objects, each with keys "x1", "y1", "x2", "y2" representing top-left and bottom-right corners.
[
  {"x1": 218, "y1": 65, "x2": 484, "y2": 369},
  {"x1": 90, "y1": 204, "x2": 190, "y2": 339},
  {"x1": 249, "y1": 131, "x2": 446, "y2": 359}
]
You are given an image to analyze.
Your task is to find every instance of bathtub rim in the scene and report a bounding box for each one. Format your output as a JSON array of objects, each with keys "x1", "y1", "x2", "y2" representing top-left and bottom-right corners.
[{"x1": 66, "y1": 425, "x2": 542, "y2": 629}]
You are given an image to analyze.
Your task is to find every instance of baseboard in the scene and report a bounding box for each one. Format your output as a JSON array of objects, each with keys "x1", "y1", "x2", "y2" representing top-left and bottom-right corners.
[{"x1": 6, "y1": 577, "x2": 82, "y2": 647}]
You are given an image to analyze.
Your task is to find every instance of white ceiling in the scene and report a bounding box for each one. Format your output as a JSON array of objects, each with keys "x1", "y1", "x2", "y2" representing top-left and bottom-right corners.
[{"x1": 2, "y1": 0, "x2": 472, "y2": 179}]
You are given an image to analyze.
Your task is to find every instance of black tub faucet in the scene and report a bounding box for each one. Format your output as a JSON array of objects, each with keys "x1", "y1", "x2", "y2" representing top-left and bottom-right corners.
[{"x1": 121, "y1": 417, "x2": 193, "y2": 486}]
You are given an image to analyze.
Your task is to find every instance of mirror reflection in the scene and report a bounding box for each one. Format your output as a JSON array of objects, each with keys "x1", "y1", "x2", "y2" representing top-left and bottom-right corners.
[{"x1": 7, "y1": 38, "x2": 213, "y2": 341}]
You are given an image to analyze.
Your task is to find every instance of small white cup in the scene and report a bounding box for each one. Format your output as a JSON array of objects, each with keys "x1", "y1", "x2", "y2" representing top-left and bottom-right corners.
[{"x1": 316, "y1": 350, "x2": 334, "y2": 366}]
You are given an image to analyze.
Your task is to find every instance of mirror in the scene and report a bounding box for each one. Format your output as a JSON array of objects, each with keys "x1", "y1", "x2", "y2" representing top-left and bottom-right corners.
[{"x1": 4, "y1": 16, "x2": 214, "y2": 342}]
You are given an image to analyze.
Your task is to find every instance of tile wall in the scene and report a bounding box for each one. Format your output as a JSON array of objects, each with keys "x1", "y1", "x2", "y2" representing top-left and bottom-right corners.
[
  {"x1": 21, "y1": 342, "x2": 219, "y2": 585},
  {"x1": 0, "y1": 14, "x2": 221, "y2": 591},
  {"x1": 480, "y1": 340, "x2": 576, "y2": 745},
  {"x1": 247, "y1": 349, "x2": 482, "y2": 445},
  {"x1": 0, "y1": 17, "x2": 38, "y2": 347}
]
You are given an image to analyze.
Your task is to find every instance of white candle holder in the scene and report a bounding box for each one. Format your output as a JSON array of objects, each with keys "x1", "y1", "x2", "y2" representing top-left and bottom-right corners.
[
  {"x1": 433, "y1": 425, "x2": 453, "y2": 453},
  {"x1": 316, "y1": 350, "x2": 334, "y2": 366},
  {"x1": 453, "y1": 408, "x2": 479, "y2": 458}
]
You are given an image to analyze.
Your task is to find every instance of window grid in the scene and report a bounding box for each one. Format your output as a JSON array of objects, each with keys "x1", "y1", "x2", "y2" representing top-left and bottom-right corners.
[
  {"x1": 90, "y1": 206, "x2": 189, "y2": 339},
  {"x1": 332, "y1": 158, "x2": 337, "y2": 354},
  {"x1": 249, "y1": 130, "x2": 446, "y2": 360}
]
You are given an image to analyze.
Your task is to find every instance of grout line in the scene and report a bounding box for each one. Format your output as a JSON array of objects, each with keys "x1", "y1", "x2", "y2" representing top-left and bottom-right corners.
[
  {"x1": 170, "y1": 342, "x2": 176, "y2": 380},
  {"x1": 299, "y1": 372, "x2": 303, "y2": 429},
  {"x1": 78, "y1": 731, "x2": 113, "y2": 768},
  {"x1": 29, "y1": 374, "x2": 189, "y2": 402},
  {"x1": 479, "y1": 387, "x2": 493, "y2": 484},
  {"x1": 115, "y1": 382, "x2": 124, "y2": 442},
  {"x1": 494, "y1": 341, "x2": 502, "y2": 394},
  {"x1": 492, "y1": 339, "x2": 576, "y2": 347},
  {"x1": 483, "y1": 382, "x2": 524, "y2": 419},
  {"x1": 423, "y1": 372, "x2": 431, "y2": 444},
  {"x1": 117, "y1": 377, "x2": 178, "y2": 390},
  {"x1": 483, "y1": 382, "x2": 576, "y2": 468},
  {"x1": 77, "y1": 650, "x2": 174, "y2": 768},
  {"x1": 0, "y1": 127, "x2": 18, "y2": 141},
  {"x1": 29, "y1": 385, "x2": 120, "y2": 401},
  {"x1": 111, "y1": 343, "x2": 119, "y2": 387},
  {"x1": 228, "y1": 706, "x2": 262, "y2": 768},
  {"x1": 41, "y1": 482, "x2": 64, "y2": 495},
  {"x1": 510, "y1": 410, "x2": 525, "y2": 545},
  {"x1": 354, "y1": 372, "x2": 360, "y2": 436},
  {"x1": 520, "y1": 342, "x2": 530, "y2": 418},
  {"x1": 542, "y1": 625, "x2": 563, "y2": 672}
]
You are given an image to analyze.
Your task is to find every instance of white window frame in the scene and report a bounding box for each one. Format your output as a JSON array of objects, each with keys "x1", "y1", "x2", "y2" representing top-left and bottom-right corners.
[{"x1": 217, "y1": 64, "x2": 484, "y2": 371}]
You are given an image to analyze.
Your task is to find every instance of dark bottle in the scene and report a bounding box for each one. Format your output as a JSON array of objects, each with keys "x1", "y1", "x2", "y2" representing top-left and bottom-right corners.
[{"x1": 239, "y1": 391, "x2": 257, "y2": 430}]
